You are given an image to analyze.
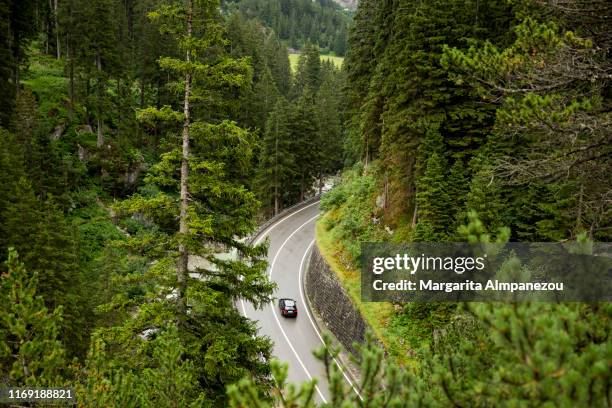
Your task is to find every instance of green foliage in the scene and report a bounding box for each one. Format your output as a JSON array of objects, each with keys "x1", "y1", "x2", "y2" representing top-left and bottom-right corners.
[
  {"x1": 442, "y1": 12, "x2": 611, "y2": 241},
  {"x1": 414, "y1": 128, "x2": 452, "y2": 240},
  {"x1": 79, "y1": 326, "x2": 207, "y2": 407},
  {"x1": 90, "y1": 1, "x2": 277, "y2": 405},
  {"x1": 230, "y1": 225, "x2": 611, "y2": 407},
  {"x1": 0, "y1": 249, "x2": 67, "y2": 386},
  {"x1": 257, "y1": 99, "x2": 295, "y2": 215},
  {"x1": 224, "y1": 0, "x2": 351, "y2": 55},
  {"x1": 294, "y1": 43, "x2": 321, "y2": 96},
  {"x1": 320, "y1": 164, "x2": 386, "y2": 262},
  {"x1": 343, "y1": 0, "x2": 513, "y2": 228}
]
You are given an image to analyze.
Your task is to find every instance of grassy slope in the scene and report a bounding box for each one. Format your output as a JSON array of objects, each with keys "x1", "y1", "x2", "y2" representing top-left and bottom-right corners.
[
  {"x1": 289, "y1": 53, "x2": 344, "y2": 72},
  {"x1": 316, "y1": 210, "x2": 416, "y2": 367}
]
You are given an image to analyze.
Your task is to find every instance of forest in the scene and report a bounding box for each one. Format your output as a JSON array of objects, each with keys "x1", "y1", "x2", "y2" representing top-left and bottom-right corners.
[
  {"x1": 0, "y1": 0, "x2": 342, "y2": 405},
  {"x1": 0, "y1": 0, "x2": 610, "y2": 407},
  {"x1": 223, "y1": 0, "x2": 351, "y2": 55}
]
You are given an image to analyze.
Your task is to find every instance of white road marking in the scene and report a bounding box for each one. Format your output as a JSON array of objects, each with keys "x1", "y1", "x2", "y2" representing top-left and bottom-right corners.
[
  {"x1": 240, "y1": 200, "x2": 361, "y2": 403},
  {"x1": 267, "y1": 214, "x2": 326, "y2": 402},
  {"x1": 240, "y1": 201, "x2": 320, "y2": 316},
  {"x1": 298, "y1": 240, "x2": 363, "y2": 400}
]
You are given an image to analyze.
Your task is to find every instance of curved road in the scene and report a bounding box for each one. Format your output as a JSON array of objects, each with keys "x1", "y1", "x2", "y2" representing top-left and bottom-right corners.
[{"x1": 240, "y1": 201, "x2": 356, "y2": 404}]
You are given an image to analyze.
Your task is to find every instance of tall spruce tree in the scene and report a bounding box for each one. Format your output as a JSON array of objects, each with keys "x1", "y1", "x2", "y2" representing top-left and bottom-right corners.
[
  {"x1": 257, "y1": 99, "x2": 294, "y2": 215},
  {"x1": 287, "y1": 90, "x2": 319, "y2": 201},
  {"x1": 95, "y1": 0, "x2": 276, "y2": 404},
  {"x1": 293, "y1": 43, "x2": 321, "y2": 99},
  {"x1": 314, "y1": 62, "x2": 343, "y2": 192}
]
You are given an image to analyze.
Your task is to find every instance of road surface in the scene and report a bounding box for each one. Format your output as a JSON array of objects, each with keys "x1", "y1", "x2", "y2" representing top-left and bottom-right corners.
[{"x1": 240, "y1": 200, "x2": 356, "y2": 404}]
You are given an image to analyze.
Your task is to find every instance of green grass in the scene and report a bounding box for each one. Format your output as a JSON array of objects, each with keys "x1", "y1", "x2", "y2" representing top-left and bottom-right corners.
[
  {"x1": 316, "y1": 212, "x2": 416, "y2": 367},
  {"x1": 22, "y1": 51, "x2": 68, "y2": 105},
  {"x1": 289, "y1": 53, "x2": 344, "y2": 72}
]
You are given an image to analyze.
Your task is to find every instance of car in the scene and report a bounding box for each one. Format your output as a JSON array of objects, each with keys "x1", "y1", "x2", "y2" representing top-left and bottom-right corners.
[{"x1": 278, "y1": 298, "x2": 298, "y2": 317}]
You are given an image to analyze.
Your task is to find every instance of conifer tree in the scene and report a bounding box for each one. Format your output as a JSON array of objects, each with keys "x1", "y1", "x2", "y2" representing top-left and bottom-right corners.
[
  {"x1": 257, "y1": 99, "x2": 294, "y2": 215},
  {"x1": 80, "y1": 327, "x2": 206, "y2": 407},
  {"x1": 0, "y1": 249, "x2": 67, "y2": 386},
  {"x1": 414, "y1": 127, "x2": 452, "y2": 239},
  {"x1": 101, "y1": 0, "x2": 275, "y2": 403},
  {"x1": 314, "y1": 63, "x2": 343, "y2": 192},
  {"x1": 286, "y1": 89, "x2": 319, "y2": 201},
  {"x1": 70, "y1": 0, "x2": 120, "y2": 147},
  {"x1": 263, "y1": 33, "x2": 292, "y2": 97},
  {"x1": 293, "y1": 43, "x2": 321, "y2": 99}
]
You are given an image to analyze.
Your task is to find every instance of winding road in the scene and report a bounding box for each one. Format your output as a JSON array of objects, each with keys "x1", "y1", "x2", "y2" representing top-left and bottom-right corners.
[{"x1": 240, "y1": 200, "x2": 357, "y2": 404}]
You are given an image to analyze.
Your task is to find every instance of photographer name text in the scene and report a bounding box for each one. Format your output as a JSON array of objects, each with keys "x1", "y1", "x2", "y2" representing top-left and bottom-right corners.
[{"x1": 372, "y1": 279, "x2": 564, "y2": 292}]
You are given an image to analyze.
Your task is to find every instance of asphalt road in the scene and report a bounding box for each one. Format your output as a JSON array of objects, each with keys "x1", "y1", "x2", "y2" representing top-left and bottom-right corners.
[{"x1": 240, "y1": 200, "x2": 346, "y2": 404}]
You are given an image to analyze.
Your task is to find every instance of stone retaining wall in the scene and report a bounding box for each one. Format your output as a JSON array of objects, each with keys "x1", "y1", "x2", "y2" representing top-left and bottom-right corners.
[{"x1": 304, "y1": 245, "x2": 367, "y2": 356}]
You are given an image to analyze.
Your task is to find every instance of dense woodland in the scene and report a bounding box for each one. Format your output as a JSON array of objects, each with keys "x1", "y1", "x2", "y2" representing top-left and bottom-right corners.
[
  {"x1": 223, "y1": 0, "x2": 351, "y2": 55},
  {"x1": 308, "y1": 0, "x2": 610, "y2": 406},
  {"x1": 0, "y1": 0, "x2": 342, "y2": 405},
  {"x1": 0, "y1": 0, "x2": 610, "y2": 406}
]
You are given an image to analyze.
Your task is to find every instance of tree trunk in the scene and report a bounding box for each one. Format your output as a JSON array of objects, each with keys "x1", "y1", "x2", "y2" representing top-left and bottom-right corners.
[
  {"x1": 300, "y1": 174, "x2": 304, "y2": 202},
  {"x1": 96, "y1": 52, "x2": 104, "y2": 147},
  {"x1": 177, "y1": 0, "x2": 193, "y2": 318},
  {"x1": 68, "y1": 43, "x2": 74, "y2": 118},
  {"x1": 274, "y1": 133, "x2": 279, "y2": 215},
  {"x1": 45, "y1": 0, "x2": 51, "y2": 54},
  {"x1": 364, "y1": 135, "x2": 369, "y2": 174},
  {"x1": 576, "y1": 183, "x2": 584, "y2": 233},
  {"x1": 318, "y1": 171, "x2": 323, "y2": 195},
  {"x1": 411, "y1": 187, "x2": 418, "y2": 227},
  {"x1": 54, "y1": 0, "x2": 60, "y2": 59},
  {"x1": 97, "y1": 117, "x2": 104, "y2": 147},
  {"x1": 140, "y1": 79, "x2": 145, "y2": 108}
]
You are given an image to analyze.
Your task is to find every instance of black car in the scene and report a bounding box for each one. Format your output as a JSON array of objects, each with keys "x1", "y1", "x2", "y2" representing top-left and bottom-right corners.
[{"x1": 279, "y1": 298, "x2": 298, "y2": 317}]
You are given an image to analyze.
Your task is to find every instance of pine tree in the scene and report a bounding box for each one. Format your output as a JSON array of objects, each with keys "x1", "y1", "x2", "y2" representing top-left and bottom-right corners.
[
  {"x1": 314, "y1": 63, "x2": 343, "y2": 192},
  {"x1": 0, "y1": 172, "x2": 87, "y2": 358},
  {"x1": 286, "y1": 89, "x2": 319, "y2": 202},
  {"x1": 72, "y1": 0, "x2": 121, "y2": 147},
  {"x1": 443, "y1": 13, "x2": 611, "y2": 241},
  {"x1": 79, "y1": 327, "x2": 206, "y2": 407},
  {"x1": 103, "y1": 0, "x2": 275, "y2": 403},
  {"x1": 293, "y1": 43, "x2": 321, "y2": 99},
  {"x1": 253, "y1": 66, "x2": 281, "y2": 129},
  {"x1": 0, "y1": 0, "x2": 38, "y2": 128},
  {"x1": 263, "y1": 33, "x2": 292, "y2": 97},
  {"x1": 414, "y1": 127, "x2": 452, "y2": 239},
  {"x1": 257, "y1": 99, "x2": 295, "y2": 215},
  {"x1": 343, "y1": 0, "x2": 384, "y2": 165},
  {"x1": 0, "y1": 249, "x2": 67, "y2": 386}
]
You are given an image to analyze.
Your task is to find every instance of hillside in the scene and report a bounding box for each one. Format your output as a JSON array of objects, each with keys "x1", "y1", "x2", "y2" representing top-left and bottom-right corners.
[
  {"x1": 0, "y1": 0, "x2": 609, "y2": 406},
  {"x1": 224, "y1": 0, "x2": 351, "y2": 55},
  {"x1": 0, "y1": 0, "x2": 344, "y2": 404}
]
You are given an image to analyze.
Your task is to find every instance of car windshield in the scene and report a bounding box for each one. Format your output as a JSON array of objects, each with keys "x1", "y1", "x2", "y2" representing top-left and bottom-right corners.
[{"x1": 284, "y1": 300, "x2": 295, "y2": 307}]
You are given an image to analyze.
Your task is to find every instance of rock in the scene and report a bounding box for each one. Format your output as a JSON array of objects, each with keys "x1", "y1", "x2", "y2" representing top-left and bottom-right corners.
[
  {"x1": 76, "y1": 124, "x2": 94, "y2": 135},
  {"x1": 50, "y1": 123, "x2": 67, "y2": 141},
  {"x1": 126, "y1": 162, "x2": 146, "y2": 184},
  {"x1": 305, "y1": 245, "x2": 368, "y2": 356},
  {"x1": 77, "y1": 143, "x2": 89, "y2": 162}
]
